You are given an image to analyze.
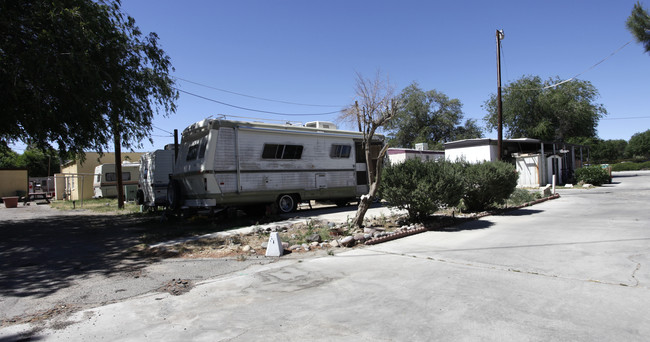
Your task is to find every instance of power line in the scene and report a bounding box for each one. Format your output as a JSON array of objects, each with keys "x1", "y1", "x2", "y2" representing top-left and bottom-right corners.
[
  {"x1": 508, "y1": 39, "x2": 633, "y2": 91},
  {"x1": 174, "y1": 77, "x2": 344, "y2": 107},
  {"x1": 175, "y1": 88, "x2": 341, "y2": 116},
  {"x1": 602, "y1": 116, "x2": 650, "y2": 120},
  {"x1": 152, "y1": 125, "x2": 173, "y2": 134}
]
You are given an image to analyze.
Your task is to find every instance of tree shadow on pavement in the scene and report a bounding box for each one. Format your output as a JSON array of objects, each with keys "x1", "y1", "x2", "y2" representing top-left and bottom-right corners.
[{"x1": 0, "y1": 214, "x2": 154, "y2": 298}]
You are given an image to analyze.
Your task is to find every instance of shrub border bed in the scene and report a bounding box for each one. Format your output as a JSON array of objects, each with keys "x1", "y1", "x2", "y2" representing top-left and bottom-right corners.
[{"x1": 364, "y1": 193, "x2": 561, "y2": 246}]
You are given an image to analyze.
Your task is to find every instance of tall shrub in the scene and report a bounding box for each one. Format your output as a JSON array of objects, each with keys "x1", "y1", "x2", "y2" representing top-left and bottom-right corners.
[
  {"x1": 461, "y1": 161, "x2": 518, "y2": 212},
  {"x1": 574, "y1": 166, "x2": 610, "y2": 186},
  {"x1": 380, "y1": 159, "x2": 463, "y2": 221}
]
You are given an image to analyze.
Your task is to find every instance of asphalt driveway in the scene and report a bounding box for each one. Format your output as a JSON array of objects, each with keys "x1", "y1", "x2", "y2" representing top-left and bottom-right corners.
[{"x1": 2, "y1": 171, "x2": 649, "y2": 341}]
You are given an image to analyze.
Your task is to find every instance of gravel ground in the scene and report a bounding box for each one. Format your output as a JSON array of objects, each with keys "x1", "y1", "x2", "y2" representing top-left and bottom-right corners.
[{"x1": 0, "y1": 203, "x2": 291, "y2": 329}]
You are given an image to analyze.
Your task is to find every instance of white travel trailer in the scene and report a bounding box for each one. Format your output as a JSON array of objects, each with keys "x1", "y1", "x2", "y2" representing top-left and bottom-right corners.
[
  {"x1": 93, "y1": 162, "x2": 140, "y2": 199},
  {"x1": 137, "y1": 149, "x2": 175, "y2": 208},
  {"x1": 168, "y1": 119, "x2": 384, "y2": 213}
]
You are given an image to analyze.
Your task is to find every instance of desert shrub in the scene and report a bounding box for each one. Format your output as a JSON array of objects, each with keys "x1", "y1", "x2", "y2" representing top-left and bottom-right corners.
[
  {"x1": 575, "y1": 166, "x2": 610, "y2": 185},
  {"x1": 611, "y1": 161, "x2": 650, "y2": 171},
  {"x1": 380, "y1": 159, "x2": 463, "y2": 222},
  {"x1": 506, "y1": 188, "x2": 541, "y2": 207},
  {"x1": 461, "y1": 161, "x2": 518, "y2": 212},
  {"x1": 611, "y1": 162, "x2": 641, "y2": 171}
]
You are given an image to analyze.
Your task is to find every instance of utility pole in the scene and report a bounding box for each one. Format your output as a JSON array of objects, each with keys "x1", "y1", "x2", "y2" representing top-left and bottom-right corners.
[{"x1": 496, "y1": 29, "x2": 505, "y2": 161}]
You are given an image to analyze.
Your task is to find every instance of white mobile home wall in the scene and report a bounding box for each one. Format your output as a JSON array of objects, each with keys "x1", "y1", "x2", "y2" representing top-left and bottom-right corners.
[
  {"x1": 138, "y1": 150, "x2": 175, "y2": 207},
  {"x1": 93, "y1": 163, "x2": 140, "y2": 199},
  {"x1": 169, "y1": 119, "x2": 381, "y2": 212}
]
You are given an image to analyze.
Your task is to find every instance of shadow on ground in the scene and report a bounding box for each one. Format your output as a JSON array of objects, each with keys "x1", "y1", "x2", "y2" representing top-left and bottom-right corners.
[{"x1": 0, "y1": 214, "x2": 158, "y2": 298}]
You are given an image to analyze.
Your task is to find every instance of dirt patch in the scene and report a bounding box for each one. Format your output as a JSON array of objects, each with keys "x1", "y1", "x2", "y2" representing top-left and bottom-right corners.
[
  {"x1": 1, "y1": 304, "x2": 77, "y2": 327},
  {"x1": 158, "y1": 279, "x2": 193, "y2": 296}
]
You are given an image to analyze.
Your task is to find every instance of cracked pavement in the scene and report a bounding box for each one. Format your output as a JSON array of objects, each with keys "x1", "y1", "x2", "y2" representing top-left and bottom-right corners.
[{"x1": 2, "y1": 170, "x2": 649, "y2": 341}]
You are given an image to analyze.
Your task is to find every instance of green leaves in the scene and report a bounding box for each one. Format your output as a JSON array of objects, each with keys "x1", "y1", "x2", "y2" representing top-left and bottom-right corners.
[
  {"x1": 0, "y1": 0, "x2": 178, "y2": 155},
  {"x1": 386, "y1": 82, "x2": 482, "y2": 149},
  {"x1": 627, "y1": 1, "x2": 650, "y2": 53},
  {"x1": 483, "y1": 75, "x2": 605, "y2": 141}
]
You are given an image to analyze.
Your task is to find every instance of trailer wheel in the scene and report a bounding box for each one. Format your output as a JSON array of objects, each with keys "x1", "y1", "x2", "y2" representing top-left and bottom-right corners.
[
  {"x1": 277, "y1": 194, "x2": 297, "y2": 213},
  {"x1": 136, "y1": 189, "x2": 145, "y2": 205},
  {"x1": 335, "y1": 199, "x2": 350, "y2": 207},
  {"x1": 167, "y1": 180, "x2": 182, "y2": 210}
]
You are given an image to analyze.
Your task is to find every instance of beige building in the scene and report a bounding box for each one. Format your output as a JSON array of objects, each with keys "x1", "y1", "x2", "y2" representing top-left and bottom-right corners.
[
  {"x1": 57, "y1": 152, "x2": 143, "y2": 200},
  {"x1": 0, "y1": 169, "x2": 28, "y2": 199}
]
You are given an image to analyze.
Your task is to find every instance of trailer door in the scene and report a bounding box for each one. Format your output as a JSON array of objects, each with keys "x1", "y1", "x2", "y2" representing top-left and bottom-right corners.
[{"x1": 354, "y1": 141, "x2": 369, "y2": 195}]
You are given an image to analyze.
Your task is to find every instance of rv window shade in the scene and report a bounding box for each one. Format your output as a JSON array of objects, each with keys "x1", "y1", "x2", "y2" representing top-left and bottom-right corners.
[
  {"x1": 262, "y1": 144, "x2": 303, "y2": 159},
  {"x1": 186, "y1": 144, "x2": 199, "y2": 161},
  {"x1": 105, "y1": 172, "x2": 132, "y2": 182},
  {"x1": 198, "y1": 138, "x2": 208, "y2": 159},
  {"x1": 330, "y1": 144, "x2": 351, "y2": 158}
]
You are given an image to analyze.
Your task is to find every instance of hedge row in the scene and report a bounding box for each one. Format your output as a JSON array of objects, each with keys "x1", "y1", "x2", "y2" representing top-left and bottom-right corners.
[
  {"x1": 610, "y1": 161, "x2": 650, "y2": 171},
  {"x1": 380, "y1": 159, "x2": 518, "y2": 222},
  {"x1": 574, "y1": 166, "x2": 610, "y2": 186}
]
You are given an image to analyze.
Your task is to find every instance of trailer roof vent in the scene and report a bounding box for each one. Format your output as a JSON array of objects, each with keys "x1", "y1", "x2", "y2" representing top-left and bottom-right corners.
[{"x1": 305, "y1": 121, "x2": 337, "y2": 130}]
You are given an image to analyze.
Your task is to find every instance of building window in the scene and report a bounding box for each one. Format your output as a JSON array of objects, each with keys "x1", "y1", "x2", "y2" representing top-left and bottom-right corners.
[
  {"x1": 330, "y1": 144, "x2": 351, "y2": 158},
  {"x1": 262, "y1": 144, "x2": 303, "y2": 159}
]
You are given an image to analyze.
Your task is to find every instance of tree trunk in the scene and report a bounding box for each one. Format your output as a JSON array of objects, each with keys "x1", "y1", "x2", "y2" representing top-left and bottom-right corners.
[
  {"x1": 114, "y1": 129, "x2": 124, "y2": 210},
  {"x1": 353, "y1": 181, "x2": 379, "y2": 227},
  {"x1": 352, "y1": 143, "x2": 389, "y2": 227}
]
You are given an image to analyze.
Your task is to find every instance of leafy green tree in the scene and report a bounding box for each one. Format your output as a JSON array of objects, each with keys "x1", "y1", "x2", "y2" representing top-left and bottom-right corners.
[
  {"x1": 386, "y1": 82, "x2": 482, "y2": 149},
  {"x1": 0, "y1": 0, "x2": 178, "y2": 156},
  {"x1": 483, "y1": 76, "x2": 606, "y2": 141},
  {"x1": 0, "y1": 142, "x2": 21, "y2": 169},
  {"x1": 594, "y1": 139, "x2": 627, "y2": 162},
  {"x1": 626, "y1": 129, "x2": 650, "y2": 159},
  {"x1": 19, "y1": 147, "x2": 61, "y2": 177},
  {"x1": 627, "y1": 1, "x2": 650, "y2": 53}
]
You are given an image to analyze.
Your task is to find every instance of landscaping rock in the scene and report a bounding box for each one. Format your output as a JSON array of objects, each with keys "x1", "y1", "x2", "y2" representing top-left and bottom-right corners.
[
  {"x1": 307, "y1": 233, "x2": 322, "y2": 243},
  {"x1": 329, "y1": 240, "x2": 340, "y2": 248},
  {"x1": 340, "y1": 236, "x2": 355, "y2": 247},
  {"x1": 242, "y1": 245, "x2": 251, "y2": 252}
]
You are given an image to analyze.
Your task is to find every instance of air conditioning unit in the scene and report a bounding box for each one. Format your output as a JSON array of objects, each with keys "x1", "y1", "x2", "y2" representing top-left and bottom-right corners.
[
  {"x1": 305, "y1": 121, "x2": 337, "y2": 130},
  {"x1": 415, "y1": 143, "x2": 428, "y2": 151}
]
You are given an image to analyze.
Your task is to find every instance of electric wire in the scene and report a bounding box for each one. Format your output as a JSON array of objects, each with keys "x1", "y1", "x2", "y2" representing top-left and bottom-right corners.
[
  {"x1": 507, "y1": 39, "x2": 633, "y2": 92},
  {"x1": 152, "y1": 125, "x2": 173, "y2": 134},
  {"x1": 174, "y1": 76, "x2": 344, "y2": 107},
  {"x1": 175, "y1": 88, "x2": 341, "y2": 116},
  {"x1": 602, "y1": 116, "x2": 650, "y2": 120}
]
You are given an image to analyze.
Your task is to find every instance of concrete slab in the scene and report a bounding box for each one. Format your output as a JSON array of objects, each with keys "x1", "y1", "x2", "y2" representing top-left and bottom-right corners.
[{"x1": 2, "y1": 171, "x2": 649, "y2": 341}]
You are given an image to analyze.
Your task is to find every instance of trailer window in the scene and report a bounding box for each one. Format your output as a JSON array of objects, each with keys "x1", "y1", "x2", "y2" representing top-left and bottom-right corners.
[
  {"x1": 330, "y1": 144, "x2": 351, "y2": 158},
  {"x1": 186, "y1": 145, "x2": 199, "y2": 161},
  {"x1": 198, "y1": 137, "x2": 208, "y2": 159},
  {"x1": 262, "y1": 144, "x2": 303, "y2": 159},
  {"x1": 105, "y1": 172, "x2": 132, "y2": 182}
]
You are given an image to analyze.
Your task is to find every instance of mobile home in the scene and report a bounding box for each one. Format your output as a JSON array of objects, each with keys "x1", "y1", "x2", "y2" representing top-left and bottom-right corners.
[
  {"x1": 93, "y1": 162, "x2": 140, "y2": 199},
  {"x1": 168, "y1": 119, "x2": 384, "y2": 213},
  {"x1": 137, "y1": 149, "x2": 175, "y2": 208}
]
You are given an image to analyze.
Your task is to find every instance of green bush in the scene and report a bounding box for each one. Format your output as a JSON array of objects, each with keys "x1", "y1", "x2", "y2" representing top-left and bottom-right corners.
[
  {"x1": 506, "y1": 188, "x2": 542, "y2": 207},
  {"x1": 574, "y1": 166, "x2": 610, "y2": 185},
  {"x1": 611, "y1": 161, "x2": 650, "y2": 171},
  {"x1": 461, "y1": 161, "x2": 518, "y2": 212},
  {"x1": 380, "y1": 159, "x2": 463, "y2": 222}
]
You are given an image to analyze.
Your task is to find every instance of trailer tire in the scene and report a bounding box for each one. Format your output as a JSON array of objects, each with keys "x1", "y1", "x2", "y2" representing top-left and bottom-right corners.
[
  {"x1": 277, "y1": 194, "x2": 297, "y2": 213},
  {"x1": 167, "y1": 180, "x2": 182, "y2": 211}
]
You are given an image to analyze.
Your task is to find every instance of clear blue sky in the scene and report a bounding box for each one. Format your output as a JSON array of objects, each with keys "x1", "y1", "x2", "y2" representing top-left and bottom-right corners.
[{"x1": 13, "y1": 0, "x2": 650, "y2": 152}]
